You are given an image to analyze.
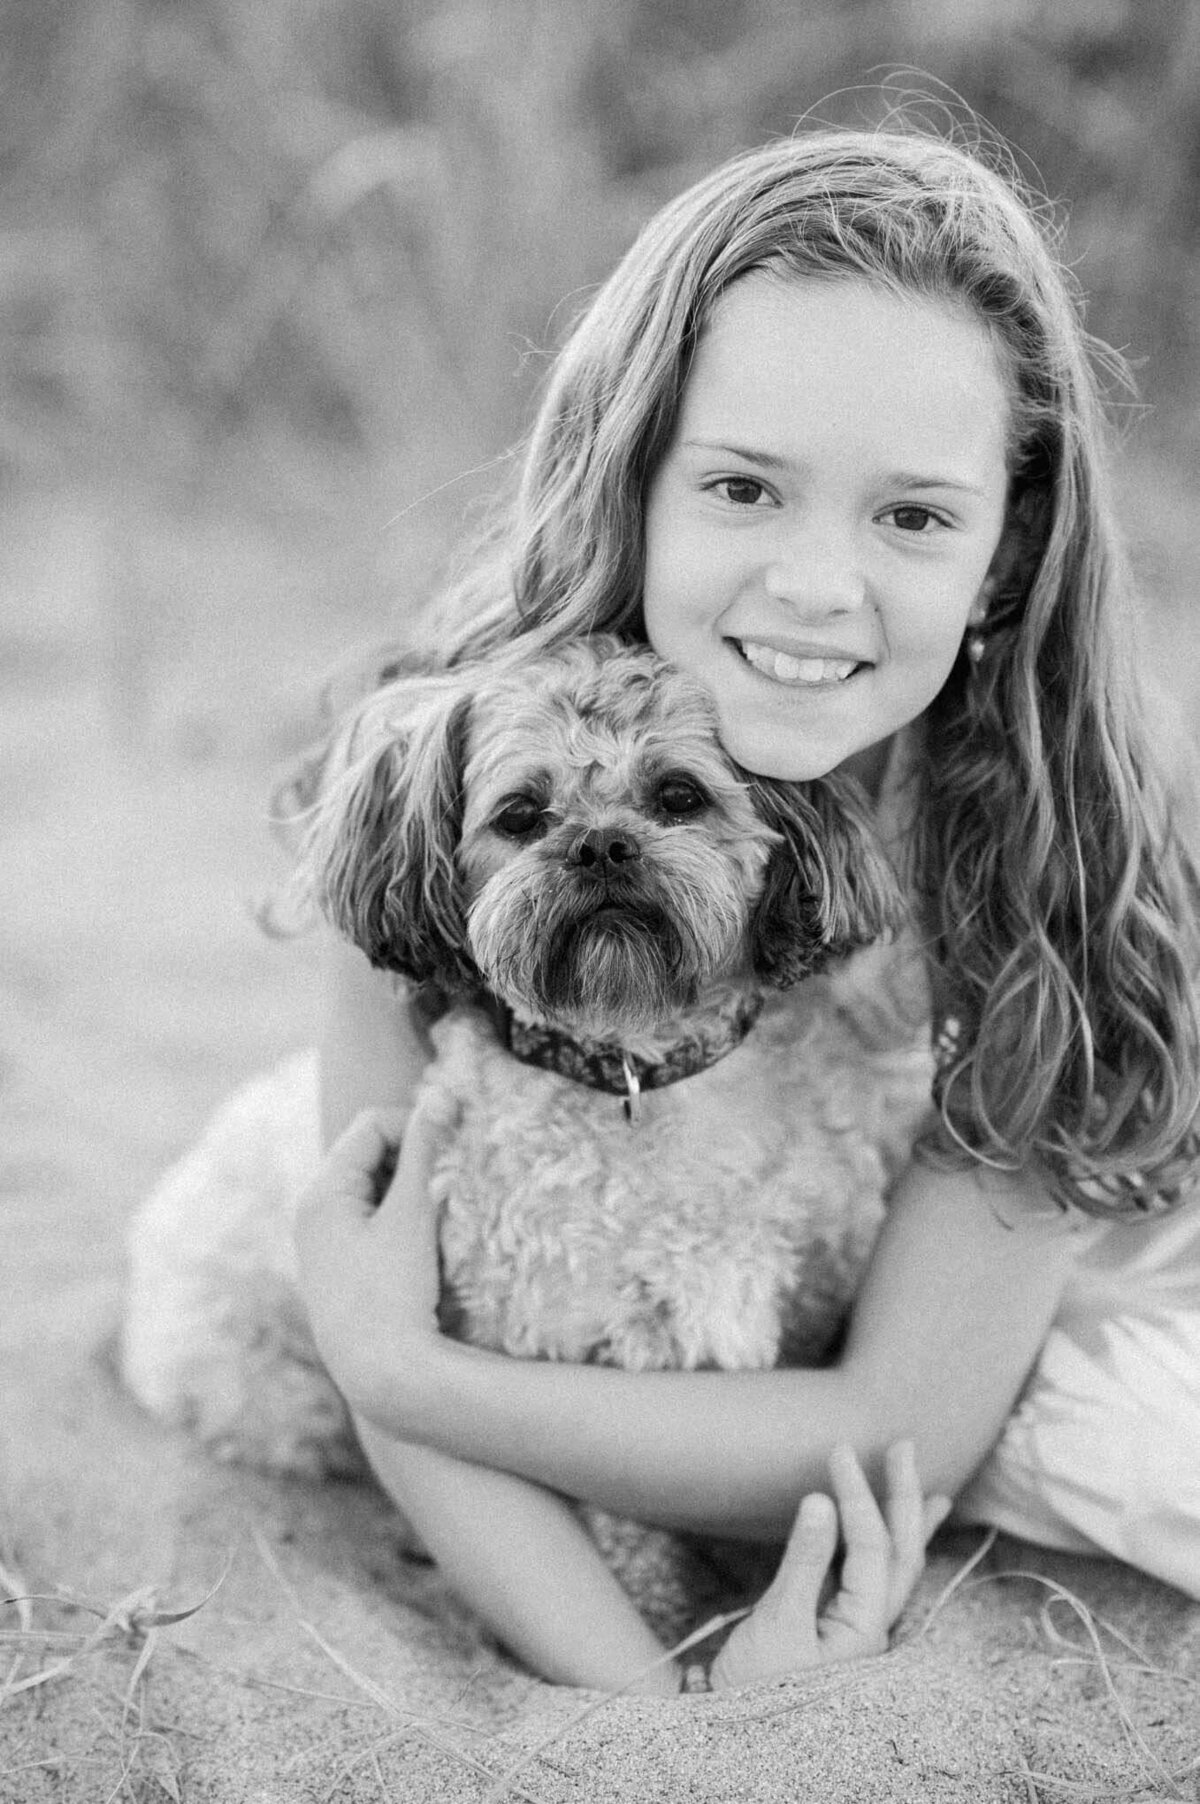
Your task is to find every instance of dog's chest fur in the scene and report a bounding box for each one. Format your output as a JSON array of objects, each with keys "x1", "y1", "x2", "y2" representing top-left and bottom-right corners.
[{"x1": 429, "y1": 972, "x2": 933, "y2": 1374}]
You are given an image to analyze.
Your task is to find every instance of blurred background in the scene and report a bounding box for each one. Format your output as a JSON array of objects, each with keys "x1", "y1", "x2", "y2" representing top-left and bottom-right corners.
[
  {"x1": 5, "y1": 0, "x2": 1200, "y2": 743},
  {"x1": 3, "y1": 0, "x2": 1200, "y2": 1281}
]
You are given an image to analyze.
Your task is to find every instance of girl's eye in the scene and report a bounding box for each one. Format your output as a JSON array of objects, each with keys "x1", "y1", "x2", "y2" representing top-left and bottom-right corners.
[
  {"x1": 493, "y1": 796, "x2": 546, "y2": 838},
  {"x1": 884, "y1": 505, "x2": 944, "y2": 533},
  {"x1": 711, "y1": 476, "x2": 771, "y2": 508},
  {"x1": 655, "y1": 776, "x2": 709, "y2": 818}
]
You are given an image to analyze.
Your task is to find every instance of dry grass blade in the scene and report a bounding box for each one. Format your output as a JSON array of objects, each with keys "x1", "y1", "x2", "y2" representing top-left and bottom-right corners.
[
  {"x1": 0, "y1": 1552, "x2": 33, "y2": 1634},
  {"x1": 232, "y1": 1671, "x2": 382, "y2": 1710},
  {"x1": 987, "y1": 1569, "x2": 1190, "y2": 1802},
  {"x1": 1004, "y1": 1770, "x2": 1185, "y2": 1800},
  {"x1": 299, "y1": 1619, "x2": 547, "y2": 1804},
  {"x1": 297, "y1": 1620, "x2": 398, "y2": 1720},
  {"x1": 910, "y1": 1548, "x2": 1196, "y2": 1800},
  {"x1": 320, "y1": 1723, "x2": 512, "y2": 1804},
  {"x1": 0, "y1": 1627, "x2": 93, "y2": 1645},
  {"x1": 1021, "y1": 1578, "x2": 1180, "y2": 1791},
  {"x1": 1038, "y1": 1602, "x2": 1196, "y2": 1690},
  {"x1": 912, "y1": 1527, "x2": 998, "y2": 1641},
  {"x1": 1015, "y1": 1747, "x2": 1041, "y2": 1803},
  {"x1": 124, "y1": 1626, "x2": 159, "y2": 1715},
  {"x1": 0, "y1": 1564, "x2": 231, "y2": 1706},
  {"x1": 477, "y1": 1607, "x2": 752, "y2": 1804}
]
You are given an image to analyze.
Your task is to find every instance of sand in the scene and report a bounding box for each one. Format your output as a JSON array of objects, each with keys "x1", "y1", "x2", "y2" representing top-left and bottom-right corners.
[
  {"x1": 3, "y1": 484, "x2": 1199, "y2": 1802},
  {"x1": 7, "y1": 1323, "x2": 1200, "y2": 1803}
]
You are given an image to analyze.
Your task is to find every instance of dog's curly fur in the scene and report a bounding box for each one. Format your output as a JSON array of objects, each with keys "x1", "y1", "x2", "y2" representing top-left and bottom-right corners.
[{"x1": 120, "y1": 638, "x2": 935, "y2": 1626}]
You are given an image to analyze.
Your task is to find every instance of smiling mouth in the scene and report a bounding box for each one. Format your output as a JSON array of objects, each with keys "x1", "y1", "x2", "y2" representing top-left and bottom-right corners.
[{"x1": 733, "y1": 639, "x2": 866, "y2": 686}]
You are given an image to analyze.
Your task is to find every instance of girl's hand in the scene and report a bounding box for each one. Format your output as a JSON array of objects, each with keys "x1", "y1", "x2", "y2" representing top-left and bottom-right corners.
[
  {"x1": 294, "y1": 1087, "x2": 460, "y2": 1426},
  {"x1": 709, "y1": 1441, "x2": 950, "y2": 1689}
]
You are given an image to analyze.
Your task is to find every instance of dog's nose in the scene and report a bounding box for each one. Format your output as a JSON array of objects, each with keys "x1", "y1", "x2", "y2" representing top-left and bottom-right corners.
[{"x1": 570, "y1": 827, "x2": 641, "y2": 873}]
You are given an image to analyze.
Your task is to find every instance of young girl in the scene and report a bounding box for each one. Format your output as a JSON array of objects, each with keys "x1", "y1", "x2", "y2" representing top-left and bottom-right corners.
[{"x1": 295, "y1": 126, "x2": 1200, "y2": 1692}]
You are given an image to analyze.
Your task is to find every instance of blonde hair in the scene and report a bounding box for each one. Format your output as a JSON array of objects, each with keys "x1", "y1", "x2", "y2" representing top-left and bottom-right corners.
[{"x1": 352, "y1": 126, "x2": 1200, "y2": 1214}]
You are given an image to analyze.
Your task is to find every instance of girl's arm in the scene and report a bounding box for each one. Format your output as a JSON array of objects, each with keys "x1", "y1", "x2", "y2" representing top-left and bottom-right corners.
[
  {"x1": 352, "y1": 1417, "x2": 676, "y2": 1693},
  {"x1": 316, "y1": 1142, "x2": 1080, "y2": 1541},
  {"x1": 315, "y1": 943, "x2": 676, "y2": 1685},
  {"x1": 300, "y1": 1109, "x2": 952, "y2": 1689},
  {"x1": 431, "y1": 1160, "x2": 1077, "y2": 1534},
  {"x1": 317, "y1": 934, "x2": 433, "y2": 1144}
]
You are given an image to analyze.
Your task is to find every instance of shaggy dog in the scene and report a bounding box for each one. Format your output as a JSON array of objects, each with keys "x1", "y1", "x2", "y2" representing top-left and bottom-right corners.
[{"x1": 121, "y1": 637, "x2": 934, "y2": 1629}]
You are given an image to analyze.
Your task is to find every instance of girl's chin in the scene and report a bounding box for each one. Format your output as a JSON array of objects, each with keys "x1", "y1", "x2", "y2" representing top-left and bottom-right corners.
[
  {"x1": 717, "y1": 730, "x2": 894, "y2": 793},
  {"x1": 713, "y1": 681, "x2": 895, "y2": 790},
  {"x1": 714, "y1": 717, "x2": 848, "y2": 784}
]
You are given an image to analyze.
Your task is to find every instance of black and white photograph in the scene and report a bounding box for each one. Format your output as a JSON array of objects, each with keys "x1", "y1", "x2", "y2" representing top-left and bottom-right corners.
[{"x1": 3, "y1": 3, "x2": 1200, "y2": 1798}]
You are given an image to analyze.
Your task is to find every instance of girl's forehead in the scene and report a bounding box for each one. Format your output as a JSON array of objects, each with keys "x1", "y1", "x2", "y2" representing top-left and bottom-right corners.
[{"x1": 676, "y1": 271, "x2": 1010, "y2": 479}]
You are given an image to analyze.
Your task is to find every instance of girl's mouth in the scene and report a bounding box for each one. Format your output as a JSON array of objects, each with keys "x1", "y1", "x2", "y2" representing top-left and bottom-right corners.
[{"x1": 733, "y1": 639, "x2": 865, "y2": 687}]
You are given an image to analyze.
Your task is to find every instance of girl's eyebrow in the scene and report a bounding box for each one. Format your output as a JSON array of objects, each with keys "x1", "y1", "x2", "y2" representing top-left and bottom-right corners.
[
  {"x1": 682, "y1": 439, "x2": 988, "y2": 497},
  {"x1": 682, "y1": 438, "x2": 790, "y2": 470},
  {"x1": 888, "y1": 471, "x2": 989, "y2": 498}
]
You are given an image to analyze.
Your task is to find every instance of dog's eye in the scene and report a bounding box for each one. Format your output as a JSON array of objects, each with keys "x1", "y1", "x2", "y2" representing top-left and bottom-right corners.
[
  {"x1": 492, "y1": 796, "x2": 547, "y2": 839},
  {"x1": 654, "y1": 777, "x2": 709, "y2": 819}
]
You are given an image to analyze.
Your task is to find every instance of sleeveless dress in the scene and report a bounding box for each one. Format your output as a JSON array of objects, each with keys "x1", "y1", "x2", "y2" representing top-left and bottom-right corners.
[{"x1": 863, "y1": 730, "x2": 1200, "y2": 1600}]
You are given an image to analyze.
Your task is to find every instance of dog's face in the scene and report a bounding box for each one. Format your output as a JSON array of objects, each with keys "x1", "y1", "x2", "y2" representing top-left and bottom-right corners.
[
  {"x1": 307, "y1": 638, "x2": 904, "y2": 1035},
  {"x1": 457, "y1": 652, "x2": 781, "y2": 1034}
]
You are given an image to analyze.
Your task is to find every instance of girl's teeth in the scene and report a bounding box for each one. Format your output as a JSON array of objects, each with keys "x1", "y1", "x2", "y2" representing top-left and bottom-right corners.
[{"x1": 740, "y1": 642, "x2": 857, "y2": 684}]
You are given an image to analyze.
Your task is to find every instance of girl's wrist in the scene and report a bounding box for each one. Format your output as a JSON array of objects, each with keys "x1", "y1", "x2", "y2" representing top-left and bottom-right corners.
[{"x1": 334, "y1": 1316, "x2": 462, "y2": 1443}]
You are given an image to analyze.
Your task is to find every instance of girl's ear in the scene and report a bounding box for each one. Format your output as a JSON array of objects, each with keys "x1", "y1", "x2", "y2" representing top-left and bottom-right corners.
[
  {"x1": 307, "y1": 691, "x2": 478, "y2": 989},
  {"x1": 746, "y1": 773, "x2": 907, "y2": 987}
]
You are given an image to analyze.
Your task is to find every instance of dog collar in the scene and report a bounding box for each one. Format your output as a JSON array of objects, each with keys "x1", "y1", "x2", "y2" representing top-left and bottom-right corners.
[{"x1": 492, "y1": 990, "x2": 765, "y2": 1124}]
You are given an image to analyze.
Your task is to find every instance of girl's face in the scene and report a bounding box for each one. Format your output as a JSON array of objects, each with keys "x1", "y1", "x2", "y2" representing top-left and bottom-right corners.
[{"x1": 642, "y1": 273, "x2": 1011, "y2": 788}]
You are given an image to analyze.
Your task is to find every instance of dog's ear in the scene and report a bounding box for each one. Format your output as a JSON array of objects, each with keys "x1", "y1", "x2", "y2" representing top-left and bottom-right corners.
[
  {"x1": 746, "y1": 772, "x2": 907, "y2": 987},
  {"x1": 306, "y1": 690, "x2": 478, "y2": 989}
]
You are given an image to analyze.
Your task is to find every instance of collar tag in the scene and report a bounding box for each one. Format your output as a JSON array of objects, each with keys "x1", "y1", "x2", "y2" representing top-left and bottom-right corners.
[{"x1": 620, "y1": 1052, "x2": 642, "y2": 1125}]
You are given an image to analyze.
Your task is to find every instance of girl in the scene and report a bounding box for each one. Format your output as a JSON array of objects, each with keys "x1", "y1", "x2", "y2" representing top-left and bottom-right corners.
[{"x1": 295, "y1": 126, "x2": 1200, "y2": 1692}]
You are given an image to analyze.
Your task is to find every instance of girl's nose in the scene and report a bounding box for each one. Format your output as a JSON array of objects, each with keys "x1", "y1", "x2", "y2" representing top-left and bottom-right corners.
[{"x1": 762, "y1": 524, "x2": 866, "y2": 615}]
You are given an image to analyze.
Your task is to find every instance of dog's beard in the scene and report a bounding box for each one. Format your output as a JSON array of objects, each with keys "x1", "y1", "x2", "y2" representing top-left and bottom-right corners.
[{"x1": 467, "y1": 856, "x2": 750, "y2": 1036}]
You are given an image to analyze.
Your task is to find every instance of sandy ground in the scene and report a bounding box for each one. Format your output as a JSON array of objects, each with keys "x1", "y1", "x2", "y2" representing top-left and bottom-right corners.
[{"x1": 3, "y1": 469, "x2": 1200, "y2": 1802}]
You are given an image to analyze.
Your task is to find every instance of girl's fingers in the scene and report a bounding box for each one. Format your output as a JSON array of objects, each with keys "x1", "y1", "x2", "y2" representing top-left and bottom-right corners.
[
  {"x1": 826, "y1": 1443, "x2": 891, "y2": 1626},
  {"x1": 764, "y1": 1488, "x2": 840, "y2": 1618},
  {"x1": 709, "y1": 1491, "x2": 836, "y2": 1687},
  {"x1": 923, "y1": 1495, "x2": 954, "y2": 1541},
  {"x1": 880, "y1": 1438, "x2": 933, "y2": 1624},
  {"x1": 373, "y1": 1084, "x2": 461, "y2": 1225},
  {"x1": 296, "y1": 1085, "x2": 459, "y2": 1246},
  {"x1": 379, "y1": 1086, "x2": 460, "y2": 1186},
  {"x1": 882, "y1": 1439, "x2": 924, "y2": 1572},
  {"x1": 298, "y1": 1109, "x2": 406, "y2": 1224},
  {"x1": 880, "y1": 1444, "x2": 954, "y2": 1625},
  {"x1": 883, "y1": 1443, "x2": 950, "y2": 1553}
]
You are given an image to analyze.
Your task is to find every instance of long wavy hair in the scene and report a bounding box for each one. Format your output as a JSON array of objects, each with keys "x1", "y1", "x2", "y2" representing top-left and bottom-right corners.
[{"x1": 307, "y1": 125, "x2": 1200, "y2": 1215}]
